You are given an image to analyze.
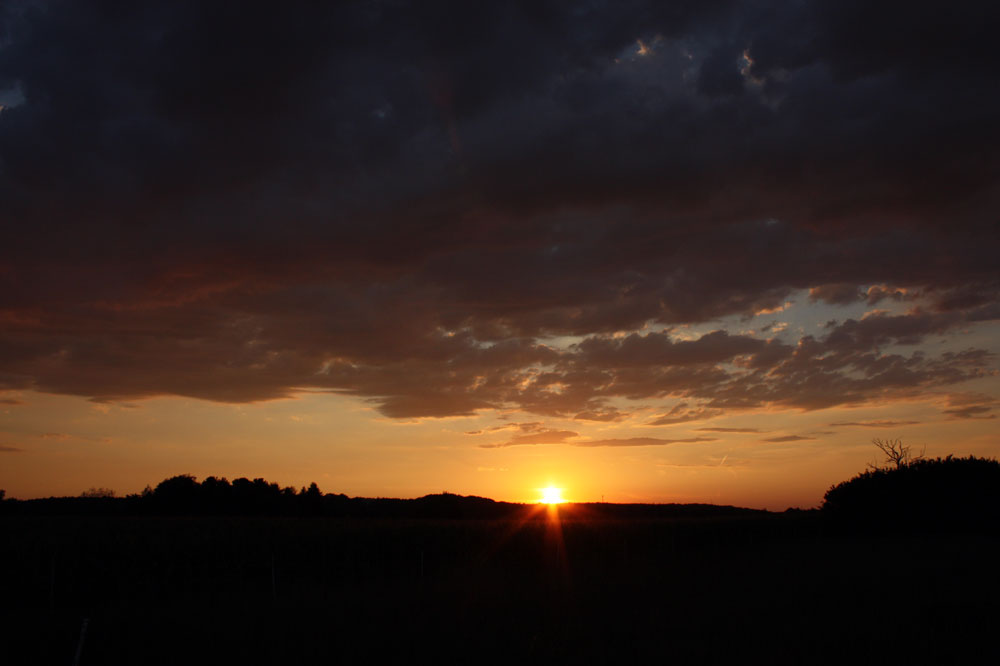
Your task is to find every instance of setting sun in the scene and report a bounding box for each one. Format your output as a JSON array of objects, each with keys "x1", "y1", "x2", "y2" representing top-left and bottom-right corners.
[{"x1": 540, "y1": 486, "x2": 566, "y2": 504}]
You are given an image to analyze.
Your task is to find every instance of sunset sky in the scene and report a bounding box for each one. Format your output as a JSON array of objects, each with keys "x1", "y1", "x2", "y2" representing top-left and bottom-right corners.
[{"x1": 1, "y1": 1, "x2": 997, "y2": 508}]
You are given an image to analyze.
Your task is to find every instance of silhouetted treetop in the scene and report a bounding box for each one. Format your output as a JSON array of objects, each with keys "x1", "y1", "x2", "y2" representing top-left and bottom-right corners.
[
  {"x1": 866, "y1": 437, "x2": 925, "y2": 471},
  {"x1": 140, "y1": 474, "x2": 333, "y2": 515}
]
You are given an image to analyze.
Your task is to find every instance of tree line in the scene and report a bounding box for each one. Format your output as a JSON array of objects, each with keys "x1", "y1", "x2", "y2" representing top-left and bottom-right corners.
[
  {"x1": 0, "y1": 475, "x2": 530, "y2": 519},
  {"x1": 0, "y1": 475, "x2": 346, "y2": 517}
]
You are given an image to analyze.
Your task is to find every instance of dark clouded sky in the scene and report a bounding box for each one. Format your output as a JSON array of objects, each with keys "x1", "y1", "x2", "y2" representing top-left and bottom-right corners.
[{"x1": 1, "y1": 1, "x2": 997, "y2": 506}]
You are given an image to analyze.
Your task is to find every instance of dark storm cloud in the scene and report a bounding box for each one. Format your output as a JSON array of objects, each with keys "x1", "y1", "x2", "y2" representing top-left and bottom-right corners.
[
  {"x1": 809, "y1": 284, "x2": 863, "y2": 306},
  {"x1": 810, "y1": 283, "x2": 916, "y2": 308},
  {"x1": 1, "y1": 1, "x2": 998, "y2": 419},
  {"x1": 820, "y1": 310, "x2": 970, "y2": 350}
]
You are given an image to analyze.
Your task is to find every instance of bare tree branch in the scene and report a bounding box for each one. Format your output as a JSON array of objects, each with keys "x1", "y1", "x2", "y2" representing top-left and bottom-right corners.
[{"x1": 869, "y1": 438, "x2": 924, "y2": 470}]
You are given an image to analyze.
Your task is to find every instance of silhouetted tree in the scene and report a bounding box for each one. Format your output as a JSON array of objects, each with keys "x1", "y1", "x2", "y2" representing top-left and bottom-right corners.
[
  {"x1": 823, "y1": 455, "x2": 1000, "y2": 532},
  {"x1": 200, "y1": 476, "x2": 232, "y2": 511},
  {"x1": 228, "y1": 477, "x2": 285, "y2": 514},
  {"x1": 155, "y1": 474, "x2": 198, "y2": 493},
  {"x1": 299, "y1": 482, "x2": 323, "y2": 514},
  {"x1": 868, "y1": 437, "x2": 924, "y2": 470},
  {"x1": 153, "y1": 474, "x2": 200, "y2": 512}
]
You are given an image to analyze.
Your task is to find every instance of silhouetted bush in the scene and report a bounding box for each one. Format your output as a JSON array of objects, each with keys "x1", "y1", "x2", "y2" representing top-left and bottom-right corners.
[
  {"x1": 822, "y1": 455, "x2": 1000, "y2": 533},
  {"x1": 80, "y1": 487, "x2": 116, "y2": 498}
]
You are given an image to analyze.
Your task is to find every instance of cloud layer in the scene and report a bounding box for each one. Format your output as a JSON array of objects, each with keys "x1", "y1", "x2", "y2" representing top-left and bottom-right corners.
[{"x1": 1, "y1": 1, "x2": 997, "y2": 423}]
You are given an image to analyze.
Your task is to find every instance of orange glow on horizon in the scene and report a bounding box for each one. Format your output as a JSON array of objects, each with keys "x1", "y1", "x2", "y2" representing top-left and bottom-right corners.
[{"x1": 2, "y1": 390, "x2": 998, "y2": 511}]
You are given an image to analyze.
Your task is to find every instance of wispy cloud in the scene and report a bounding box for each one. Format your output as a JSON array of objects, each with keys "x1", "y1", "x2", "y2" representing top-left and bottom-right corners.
[
  {"x1": 38, "y1": 432, "x2": 112, "y2": 444},
  {"x1": 941, "y1": 394, "x2": 998, "y2": 420},
  {"x1": 572, "y1": 437, "x2": 717, "y2": 448},
  {"x1": 943, "y1": 405, "x2": 996, "y2": 420},
  {"x1": 696, "y1": 427, "x2": 765, "y2": 433},
  {"x1": 479, "y1": 428, "x2": 579, "y2": 448},
  {"x1": 481, "y1": 435, "x2": 718, "y2": 449},
  {"x1": 830, "y1": 420, "x2": 920, "y2": 428}
]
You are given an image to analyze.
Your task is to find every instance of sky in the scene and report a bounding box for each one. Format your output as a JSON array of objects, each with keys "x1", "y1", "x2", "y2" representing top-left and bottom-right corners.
[{"x1": 1, "y1": 1, "x2": 998, "y2": 509}]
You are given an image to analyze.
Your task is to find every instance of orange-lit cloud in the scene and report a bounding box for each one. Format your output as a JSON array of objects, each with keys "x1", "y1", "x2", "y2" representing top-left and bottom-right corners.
[
  {"x1": 696, "y1": 427, "x2": 765, "y2": 433},
  {"x1": 573, "y1": 436, "x2": 717, "y2": 448},
  {"x1": 482, "y1": 435, "x2": 718, "y2": 448},
  {"x1": 830, "y1": 420, "x2": 920, "y2": 428}
]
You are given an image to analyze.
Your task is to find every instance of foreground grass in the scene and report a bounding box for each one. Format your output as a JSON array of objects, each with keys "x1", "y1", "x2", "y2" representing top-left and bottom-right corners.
[{"x1": 2, "y1": 510, "x2": 997, "y2": 664}]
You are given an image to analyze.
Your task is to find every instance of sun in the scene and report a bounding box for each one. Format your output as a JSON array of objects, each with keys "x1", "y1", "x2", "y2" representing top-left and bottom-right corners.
[{"x1": 539, "y1": 486, "x2": 566, "y2": 504}]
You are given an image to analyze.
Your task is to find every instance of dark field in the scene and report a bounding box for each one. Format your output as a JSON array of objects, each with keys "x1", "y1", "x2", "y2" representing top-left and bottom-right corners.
[{"x1": 3, "y1": 508, "x2": 998, "y2": 665}]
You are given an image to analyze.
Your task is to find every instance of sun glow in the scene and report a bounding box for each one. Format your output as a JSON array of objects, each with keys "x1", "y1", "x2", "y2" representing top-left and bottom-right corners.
[{"x1": 539, "y1": 486, "x2": 566, "y2": 504}]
